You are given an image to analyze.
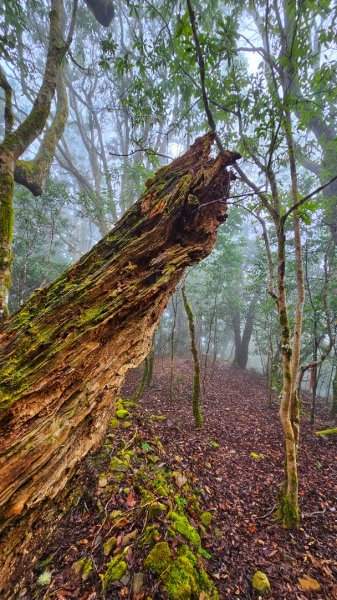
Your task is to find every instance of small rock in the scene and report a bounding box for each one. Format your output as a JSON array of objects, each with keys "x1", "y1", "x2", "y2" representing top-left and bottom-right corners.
[
  {"x1": 251, "y1": 571, "x2": 271, "y2": 595},
  {"x1": 132, "y1": 572, "x2": 144, "y2": 595},
  {"x1": 298, "y1": 575, "x2": 321, "y2": 592},
  {"x1": 98, "y1": 476, "x2": 108, "y2": 488},
  {"x1": 121, "y1": 529, "x2": 138, "y2": 547},
  {"x1": 173, "y1": 471, "x2": 188, "y2": 488},
  {"x1": 103, "y1": 536, "x2": 117, "y2": 556},
  {"x1": 120, "y1": 571, "x2": 130, "y2": 586}
]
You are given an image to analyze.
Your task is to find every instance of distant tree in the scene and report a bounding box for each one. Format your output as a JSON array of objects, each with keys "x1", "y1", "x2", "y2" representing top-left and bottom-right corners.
[
  {"x1": 10, "y1": 179, "x2": 72, "y2": 311},
  {"x1": 182, "y1": 278, "x2": 203, "y2": 427}
]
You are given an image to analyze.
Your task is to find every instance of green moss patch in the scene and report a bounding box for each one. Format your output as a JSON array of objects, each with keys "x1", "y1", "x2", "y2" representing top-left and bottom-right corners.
[
  {"x1": 144, "y1": 542, "x2": 218, "y2": 600},
  {"x1": 101, "y1": 551, "x2": 128, "y2": 590},
  {"x1": 315, "y1": 427, "x2": 337, "y2": 436},
  {"x1": 252, "y1": 571, "x2": 271, "y2": 595},
  {"x1": 144, "y1": 541, "x2": 171, "y2": 574},
  {"x1": 71, "y1": 557, "x2": 93, "y2": 581},
  {"x1": 168, "y1": 511, "x2": 201, "y2": 547},
  {"x1": 200, "y1": 511, "x2": 212, "y2": 527},
  {"x1": 116, "y1": 409, "x2": 129, "y2": 420}
]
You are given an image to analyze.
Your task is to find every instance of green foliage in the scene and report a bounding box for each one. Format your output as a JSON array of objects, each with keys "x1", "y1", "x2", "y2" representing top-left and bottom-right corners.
[
  {"x1": 0, "y1": 0, "x2": 25, "y2": 61},
  {"x1": 10, "y1": 179, "x2": 72, "y2": 312}
]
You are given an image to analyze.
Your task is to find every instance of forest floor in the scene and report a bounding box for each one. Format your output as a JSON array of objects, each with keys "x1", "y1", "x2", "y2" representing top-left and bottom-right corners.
[{"x1": 19, "y1": 359, "x2": 337, "y2": 600}]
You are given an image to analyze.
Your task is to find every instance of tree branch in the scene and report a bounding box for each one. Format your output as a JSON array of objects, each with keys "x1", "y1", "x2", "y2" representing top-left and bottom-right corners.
[
  {"x1": 186, "y1": 0, "x2": 224, "y2": 152},
  {"x1": 14, "y1": 71, "x2": 68, "y2": 196},
  {"x1": 0, "y1": 67, "x2": 14, "y2": 135},
  {"x1": 282, "y1": 173, "x2": 337, "y2": 223},
  {"x1": 2, "y1": 0, "x2": 66, "y2": 161}
]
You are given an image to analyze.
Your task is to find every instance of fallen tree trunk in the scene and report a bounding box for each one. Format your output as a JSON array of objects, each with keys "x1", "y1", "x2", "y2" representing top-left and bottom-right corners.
[{"x1": 0, "y1": 133, "x2": 239, "y2": 595}]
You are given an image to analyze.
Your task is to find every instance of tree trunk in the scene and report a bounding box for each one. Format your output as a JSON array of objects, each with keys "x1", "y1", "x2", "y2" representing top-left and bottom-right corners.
[
  {"x1": 182, "y1": 280, "x2": 203, "y2": 427},
  {"x1": 0, "y1": 133, "x2": 238, "y2": 595},
  {"x1": 0, "y1": 0, "x2": 67, "y2": 319},
  {"x1": 0, "y1": 151, "x2": 14, "y2": 321},
  {"x1": 232, "y1": 294, "x2": 257, "y2": 370},
  {"x1": 277, "y1": 226, "x2": 300, "y2": 529},
  {"x1": 146, "y1": 337, "x2": 155, "y2": 387},
  {"x1": 331, "y1": 361, "x2": 337, "y2": 419},
  {"x1": 232, "y1": 307, "x2": 242, "y2": 365}
]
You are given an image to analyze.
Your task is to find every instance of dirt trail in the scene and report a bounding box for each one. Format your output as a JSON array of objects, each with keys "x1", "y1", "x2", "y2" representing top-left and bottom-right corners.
[{"x1": 127, "y1": 359, "x2": 337, "y2": 599}]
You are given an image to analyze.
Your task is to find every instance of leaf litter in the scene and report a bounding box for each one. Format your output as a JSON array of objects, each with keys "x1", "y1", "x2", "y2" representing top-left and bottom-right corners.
[{"x1": 18, "y1": 358, "x2": 336, "y2": 599}]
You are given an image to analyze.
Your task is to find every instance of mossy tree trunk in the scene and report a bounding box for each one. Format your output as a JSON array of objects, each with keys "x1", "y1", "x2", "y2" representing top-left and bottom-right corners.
[
  {"x1": 182, "y1": 280, "x2": 203, "y2": 427},
  {"x1": 276, "y1": 225, "x2": 300, "y2": 528},
  {"x1": 0, "y1": 134, "x2": 239, "y2": 595},
  {"x1": 0, "y1": 0, "x2": 69, "y2": 320},
  {"x1": 332, "y1": 362, "x2": 337, "y2": 419}
]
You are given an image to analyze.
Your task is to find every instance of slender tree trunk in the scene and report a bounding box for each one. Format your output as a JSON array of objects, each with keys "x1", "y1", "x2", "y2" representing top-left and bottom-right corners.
[
  {"x1": 132, "y1": 358, "x2": 149, "y2": 402},
  {"x1": 239, "y1": 294, "x2": 258, "y2": 369},
  {"x1": 169, "y1": 294, "x2": 178, "y2": 401},
  {"x1": 203, "y1": 290, "x2": 218, "y2": 388},
  {"x1": 0, "y1": 134, "x2": 238, "y2": 595},
  {"x1": 277, "y1": 226, "x2": 300, "y2": 528},
  {"x1": 232, "y1": 308, "x2": 242, "y2": 365},
  {"x1": 310, "y1": 335, "x2": 318, "y2": 424},
  {"x1": 182, "y1": 280, "x2": 203, "y2": 427},
  {"x1": 331, "y1": 360, "x2": 337, "y2": 419},
  {"x1": 146, "y1": 337, "x2": 155, "y2": 387},
  {"x1": 0, "y1": 151, "x2": 14, "y2": 320}
]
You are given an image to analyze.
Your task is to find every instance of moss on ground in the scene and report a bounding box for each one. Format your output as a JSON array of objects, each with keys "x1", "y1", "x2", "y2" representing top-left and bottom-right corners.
[
  {"x1": 143, "y1": 542, "x2": 218, "y2": 600},
  {"x1": 168, "y1": 511, "x2": 201, "y2": 547},
  {"x1": 101, "y1": 551, "x2": 128, "y2": 590}
]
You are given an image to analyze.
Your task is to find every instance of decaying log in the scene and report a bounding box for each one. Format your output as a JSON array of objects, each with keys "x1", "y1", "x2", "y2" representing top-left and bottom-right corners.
[{"x1": 0, "y1": 133, "x2": 239, "y2": 595}]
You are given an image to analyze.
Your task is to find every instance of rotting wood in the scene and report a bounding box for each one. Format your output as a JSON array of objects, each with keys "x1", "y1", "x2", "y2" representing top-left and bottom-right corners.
[{"x1": 0, "y1": 133, "x2": 240, "y2": 596}]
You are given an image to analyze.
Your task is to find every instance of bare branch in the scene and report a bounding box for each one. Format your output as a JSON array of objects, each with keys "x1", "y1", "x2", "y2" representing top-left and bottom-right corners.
[
  {"x1": 186, "y1": 0, "x2": 224, "y2": 152},
  {"x1": 282, "y1": 173, "x2": 337, "y2": 223},
  {"x1": 66, "y1": 0, "x2": 78, "y2": 48},
  {"x1": 110, "y1": 146, "x2": 172, "y2": 160},
  {"x1": 0, "y1": 67, "x2": 14, "y2": 135}
]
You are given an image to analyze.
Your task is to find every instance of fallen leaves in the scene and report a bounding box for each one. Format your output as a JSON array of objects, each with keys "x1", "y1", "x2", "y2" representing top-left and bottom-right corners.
[
  {"x1": 298, "y1": 575, "x2": 321, "y2": 592},
  {"x1": 17, "y1": 359, "x2": 337, "y2": 600},
  {"x1": 125, "y1": 490, "x2": 136, "y2": 508}
]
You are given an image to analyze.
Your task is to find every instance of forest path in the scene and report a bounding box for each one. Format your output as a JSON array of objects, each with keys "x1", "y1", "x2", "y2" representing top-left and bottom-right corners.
[
  {"x1": 125, "y1": 358, "x2": 337, "y2": 599},
  {"x1": 18, "y1": 359, "x2": 336, "y2": 600}
]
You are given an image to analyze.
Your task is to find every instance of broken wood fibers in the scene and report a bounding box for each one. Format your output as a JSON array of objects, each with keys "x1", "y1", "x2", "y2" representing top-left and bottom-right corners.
[{"x1": 0, "y1": 133, "x2": 239, "y2": 596}]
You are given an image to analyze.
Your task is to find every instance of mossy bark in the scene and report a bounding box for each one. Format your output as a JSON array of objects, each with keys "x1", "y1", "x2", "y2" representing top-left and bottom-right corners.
[
  {"x1": 277, "y1": 227, "x2": 300, "y2": 529},
  {"x1": 331, "y1": 365, "x2": 337, "y2": 419},
  {"x1": 182, "y1": 280, "x2": 203, "y2": 427},
  {"x1": 0, "y1": 0, "x2": 66, "y2": 319},
  {"x1": 0, "y1": 133, "x2": 239, "y2": 596},
  {"x1": 0, "y1": 152, "x2": 14, "y2": 321},
  {"x1": 14, "y1": 72, "x2": 68, "y2": 196}
]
